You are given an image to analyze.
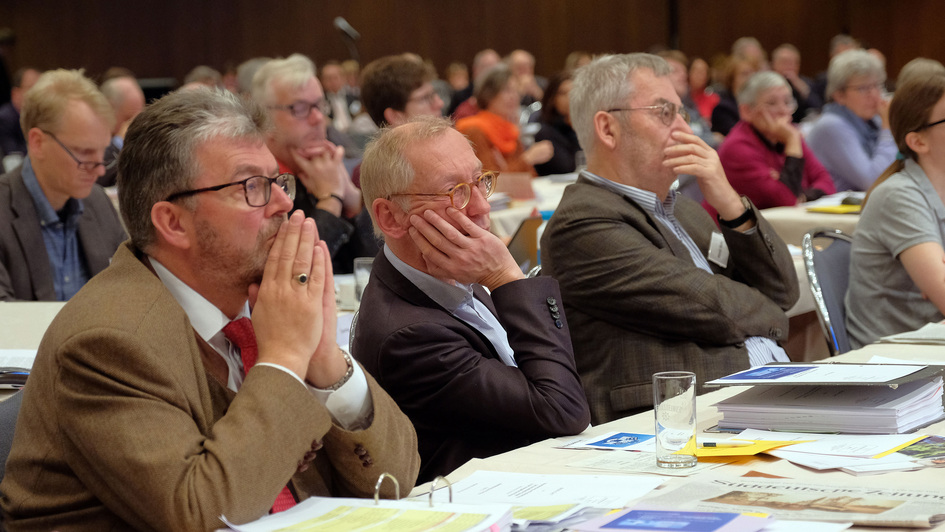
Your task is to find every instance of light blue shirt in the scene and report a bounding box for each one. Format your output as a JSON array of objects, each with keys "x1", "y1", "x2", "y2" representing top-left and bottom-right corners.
[
  {"x1": 582, "y1": 170, "x2": 788, "y2": 367},
  {"x1": 384, "y1": 245, "x2": 517, "y2": 367},
  {"x1": 20, "y1": 156, "x2": 90, "y2": 301}
]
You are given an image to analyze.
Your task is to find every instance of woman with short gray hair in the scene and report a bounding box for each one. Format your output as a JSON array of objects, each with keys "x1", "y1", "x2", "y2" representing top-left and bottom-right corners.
[
  {"x1": 716, "y1": 71, "x2": 835, "y2": 211},
  {"x1": 806, "y1": 49, "x2": 897, "y2": 191}
]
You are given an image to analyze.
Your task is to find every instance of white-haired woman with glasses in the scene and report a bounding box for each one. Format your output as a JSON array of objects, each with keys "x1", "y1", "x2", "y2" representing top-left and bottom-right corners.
[
  {"x1": 806, "y1": 49, "x2": 897, "y2": 191},
  {"x1": 846, "y1": 73, "x2": 945, "y2": 348},
  {"x1": 715, "y1": 71, "x2": 835, "y2": 211}
]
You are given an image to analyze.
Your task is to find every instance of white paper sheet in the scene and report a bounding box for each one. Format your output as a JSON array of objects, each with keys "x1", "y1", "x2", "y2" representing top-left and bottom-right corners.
[
  {"x1": 708, "y1": 364, "x2": 925, "y2": 385},
  {"x1": 736, "y1": 429, "x2": 925, "y2": 458},
  {"x1": 761, "y1": 520, "x2": 852, "y2": 532},
  {"x1": 567, "y1": 451, "x2": 731, "y2": 476},
  {"x1": 0, "y1": 349, "x2": 36, "y2": 369},
  {"x1": 447, "y1": 470, "x2": 664, "y2": 509}
]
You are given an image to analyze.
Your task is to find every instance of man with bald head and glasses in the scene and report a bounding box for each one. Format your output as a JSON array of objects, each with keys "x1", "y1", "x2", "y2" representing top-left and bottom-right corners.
[
  {"x1": 541, "y1": 54, "x2": 799, "y2": 424},
  {"x1": 0, "y1": 69, "x2": 125, "y2": 301},
  {"x1": 354, "y1": 115, "x2": 590, "y2": 483},
  {"x1": 1, "y1": 87, "x2": 419, "y2": 530},
  {"x1": 251, "y1": 53, "x2": 378, "y2": 274}
]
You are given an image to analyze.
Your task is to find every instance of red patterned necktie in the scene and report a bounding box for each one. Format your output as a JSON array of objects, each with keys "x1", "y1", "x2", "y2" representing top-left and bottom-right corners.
[{"x1": 222, "y1": 317, "x2": 297, "y2": 513}]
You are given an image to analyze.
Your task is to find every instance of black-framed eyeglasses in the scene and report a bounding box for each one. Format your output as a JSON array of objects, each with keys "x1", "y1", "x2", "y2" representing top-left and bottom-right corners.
[
  {"x1": 914, "y1": 117, "x2": 945, "y2": 133},
  {"x1": 606, "y1": 102, "x2": 691, "y2": 126},
  {"x1": 164, "y1": 173, "x2": 296, "y2": 207},
  {"x1": 41, "y1": 129, "x2": 110, "y2": 172},
  {"x1": 388, "y1": 171, "x2": 499, "y2": 209},
  {"x1": 268, "y1": 99, "x2": 330, "y2": 119}
]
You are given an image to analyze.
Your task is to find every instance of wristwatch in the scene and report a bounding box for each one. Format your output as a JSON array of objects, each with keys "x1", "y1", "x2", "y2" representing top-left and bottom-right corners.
[
  {"x1": 718, "y1": 197, "x2": 753, "y2": 228},
  {"x1": 316, "y1": 348, "x2": 354, "y2": 391}
]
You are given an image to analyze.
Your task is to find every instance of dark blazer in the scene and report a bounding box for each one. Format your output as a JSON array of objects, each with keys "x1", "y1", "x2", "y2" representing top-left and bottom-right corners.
[
  {"x1": 0, "y1": 243, "x2": 420, "y2": 531},
  {"x1": 541, "y1": 176, "x2": 799, "y2": 424},
  {"x1": 0, "y1": 166, "x2": 126, "y2": 301},
  {"x1": 352, "y1": 250, "x2": 590, "y2": 483}
]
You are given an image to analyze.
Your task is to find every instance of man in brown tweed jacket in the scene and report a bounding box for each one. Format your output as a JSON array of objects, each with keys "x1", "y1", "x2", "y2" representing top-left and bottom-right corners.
[{"x1": 0, "y1": 88, "x2": 419, "y2": 531}]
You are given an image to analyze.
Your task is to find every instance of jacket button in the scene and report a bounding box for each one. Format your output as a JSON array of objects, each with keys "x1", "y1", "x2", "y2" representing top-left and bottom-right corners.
[
  {"x1": 546, "y1": 297, "x2": 556, "y2": 305},
  {"x1": 554, "y1": 319, "x2": 563, "y2": 329}
]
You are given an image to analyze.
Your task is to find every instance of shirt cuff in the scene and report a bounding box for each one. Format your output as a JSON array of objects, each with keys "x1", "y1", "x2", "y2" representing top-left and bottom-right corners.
[
  {"x1": 255, "y1": 358, "x2": 374, "y2": 431},
  {"x1": 308, "y1": 360, "x2": 373, "y2": 431}
]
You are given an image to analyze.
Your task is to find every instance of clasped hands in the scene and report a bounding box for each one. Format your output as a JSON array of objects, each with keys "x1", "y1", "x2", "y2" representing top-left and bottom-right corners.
[
  {"x1": 249, "y1": 210, "x2": 348, "y2": 388},
  {"x1": 407, "y1": 207, "x2": 524, "y2": 291},
  {"x1": 291, "y1": 140, "x2": 362, "y2": 218}
]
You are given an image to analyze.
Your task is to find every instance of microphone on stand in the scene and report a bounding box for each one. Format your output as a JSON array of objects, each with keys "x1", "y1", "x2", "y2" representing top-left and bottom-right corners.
[{"x1": 333, "y1": 17, "x2": 361, "y2": 62}]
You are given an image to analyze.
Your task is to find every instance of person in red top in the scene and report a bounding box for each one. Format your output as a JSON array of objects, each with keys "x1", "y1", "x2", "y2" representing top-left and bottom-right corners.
[
  {"x1": 689, "y1": 57, "x2": 719, "y2": 123},
  {"x1": 455, "y1": 64, "x2": 552, "y2": 175},
  {"x1": 713, "y1": 71, "x2": 835, "y2": 213}
]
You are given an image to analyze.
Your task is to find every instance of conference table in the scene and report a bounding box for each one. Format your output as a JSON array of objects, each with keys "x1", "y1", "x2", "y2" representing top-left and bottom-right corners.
[
  {"x1": 4, "y1": 299, "x2": 945, "y2": 530},
  {"x1": 410, "y1": 342, "x2": 945, "y2": 531}
]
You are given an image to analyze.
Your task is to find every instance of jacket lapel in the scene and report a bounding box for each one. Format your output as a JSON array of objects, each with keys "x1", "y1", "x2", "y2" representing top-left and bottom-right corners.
[{"x1": 9, "y1": 170, "x2": 56, "y2": 300}]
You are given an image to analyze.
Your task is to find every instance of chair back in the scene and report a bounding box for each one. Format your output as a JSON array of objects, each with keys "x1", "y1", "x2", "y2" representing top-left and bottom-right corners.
[
  {"x1": 348, "y1": 309, "x2": 359, "y2": 354},
  {"x1": 0, "y1": 390, "x2": 24, "y2": 487},
  {"x1": 802, "y1": 228, "x2": 853, "y2": 355}
]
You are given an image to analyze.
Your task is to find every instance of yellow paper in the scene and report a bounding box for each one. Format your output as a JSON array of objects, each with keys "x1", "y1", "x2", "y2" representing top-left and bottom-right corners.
[
  {"x1": 805, "y1": 204, "x2": 861, "y2": 214},
  {"x1": 512, "y1": 503, "x2": 578, "y2": 521},
  {"x1": 675, "y1": 439, "x2": 810, "y2": 458},
  {"x1": 873, "y1": 434, "x2": 929, "y2": 458}
]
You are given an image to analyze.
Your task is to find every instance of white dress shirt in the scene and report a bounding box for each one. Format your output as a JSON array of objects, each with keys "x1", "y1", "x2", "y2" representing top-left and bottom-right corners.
[
  {"x1": 149, "y1": 257, "x2": 373, "y2": 429},
  {"x1": 582, "y1": 171, "x2": 789, "y2": 367},
  {"x1": 384, "y1": 245, "x2": 518, "y2": 367}
]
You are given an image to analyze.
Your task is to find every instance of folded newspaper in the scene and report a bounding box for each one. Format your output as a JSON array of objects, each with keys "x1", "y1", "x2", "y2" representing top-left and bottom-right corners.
[{"x1": 637, "y1": 477, "x2": 945, "y2": 528}]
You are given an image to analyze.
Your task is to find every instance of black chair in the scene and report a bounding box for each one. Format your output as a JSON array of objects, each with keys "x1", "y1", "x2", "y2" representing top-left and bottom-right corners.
[
  {"x1": 802, "y1": 228, "x2": 854, "y2": 356},
  {"x1": 0, "y1": 390, "x2": 24, "y2": 486}
]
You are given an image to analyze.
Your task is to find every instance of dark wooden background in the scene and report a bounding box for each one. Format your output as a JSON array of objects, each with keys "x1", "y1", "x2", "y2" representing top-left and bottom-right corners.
[{"x1": 1, "y1": 0, "x2": 942, "y2": 85}]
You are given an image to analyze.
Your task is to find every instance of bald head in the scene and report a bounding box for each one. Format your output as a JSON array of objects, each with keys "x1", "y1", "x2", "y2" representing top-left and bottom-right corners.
[{"x1": 100, "y1": 76, "x2": 145, "y2": 134}]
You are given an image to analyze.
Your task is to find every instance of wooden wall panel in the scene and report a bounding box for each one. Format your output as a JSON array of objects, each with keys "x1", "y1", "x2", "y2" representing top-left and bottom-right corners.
[{"x1": 1, "y1": 1, "x2": 943, "y2": 86}]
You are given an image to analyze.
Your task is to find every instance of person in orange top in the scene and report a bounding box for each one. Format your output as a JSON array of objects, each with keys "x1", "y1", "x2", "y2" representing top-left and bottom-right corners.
[{"x1": 455, "y1": 64, "x2": 553, "y2": 175}]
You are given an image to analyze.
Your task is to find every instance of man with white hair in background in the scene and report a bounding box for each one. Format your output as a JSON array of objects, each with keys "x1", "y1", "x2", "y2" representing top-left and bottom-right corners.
[{"x1": 252, "y1": 54, "x2": 377, "y2": 273}]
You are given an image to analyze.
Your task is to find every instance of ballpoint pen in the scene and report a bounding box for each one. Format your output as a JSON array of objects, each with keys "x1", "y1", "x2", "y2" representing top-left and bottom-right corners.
[{"x1": 699, "y1": 441, "x2": 754, "y2": 448}]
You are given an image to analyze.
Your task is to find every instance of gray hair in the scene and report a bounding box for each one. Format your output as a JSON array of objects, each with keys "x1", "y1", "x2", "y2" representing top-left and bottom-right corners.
[
  {"x1": 236, "y1": 57, "x2": 272, "y2": 95},
  {"x1": 360, "y1": 115, "x2": 456, "y2": 237},
  {"x1": 569, "y1": 53, "x2": 670, "y2": 157},
  {"x1": 826, "y1": 49, "x2": 885, "y2": 101},
  {"x1": 250, "y1": 53, "x2": 316, "y2": 105},
  {"x1": 737, "y1": 71, "x2": 790, "y2": 106},
  {"x1": 117, "y1": 87, "x2": 271, "y2": 252}
]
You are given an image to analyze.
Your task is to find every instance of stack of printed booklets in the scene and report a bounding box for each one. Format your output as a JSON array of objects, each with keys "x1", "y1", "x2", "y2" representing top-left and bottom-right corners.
[{"x1": 709, "y1": 364, "x2": 945, "y2": 434}]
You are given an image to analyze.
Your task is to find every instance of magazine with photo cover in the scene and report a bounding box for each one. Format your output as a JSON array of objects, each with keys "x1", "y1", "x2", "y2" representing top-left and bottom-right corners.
[{"x1": 638, "y1": 477, "x2": 945, "y2": 528}]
